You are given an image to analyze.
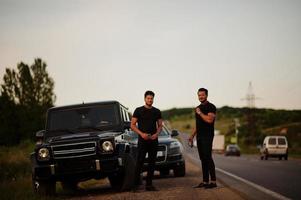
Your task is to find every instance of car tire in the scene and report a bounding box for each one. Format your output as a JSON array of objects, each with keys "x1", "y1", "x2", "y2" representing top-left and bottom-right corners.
[
  {"x1": 174, "y1": 163, "x2": 185, "y2": 177},
  {"x1": 62, "y1": 181, "x2": 78, "y2": 193},
  {"x1": 284, "y1": 154, "x2": 288, "y2": 160},
  {"x1": 109, "y1": 153, "x2": 136, "y2": 191},
  {"x1": 279, "y1": 156, "x2": 282, "y2": 160},
  {"x1": 160, "y1": 169, "x2": 170, "y2": 177},
  {"x1": 108, "y1": 173, "x2": 122, "y2": 190},
  {"x1": 32, "y1": 173, "x2": 55, "y2": 196}
]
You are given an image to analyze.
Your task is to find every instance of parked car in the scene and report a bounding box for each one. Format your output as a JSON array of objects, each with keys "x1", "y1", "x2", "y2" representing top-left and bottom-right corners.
[
  {"x1": 225, "y1": 144, "x2": 241, "y2": 156},
  {"x1": 260, "y1": 136, "x2": 288, "y2": 160},
  {"x1": 30, "y1": 101, "x2": 136, "y2": 196},
  {"x1": 123, "y1": 125, "x2": 186, "y2": 177}
]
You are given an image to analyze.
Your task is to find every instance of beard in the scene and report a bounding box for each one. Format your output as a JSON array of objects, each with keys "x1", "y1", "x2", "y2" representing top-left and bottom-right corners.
[{"x1": 146, "y1": 102, "x2": 153, "y2": 107}]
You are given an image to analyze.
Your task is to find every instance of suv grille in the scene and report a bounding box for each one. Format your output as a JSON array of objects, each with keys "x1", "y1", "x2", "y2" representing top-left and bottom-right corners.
[
  {"x1": 145, "y1": 145, "x2": 167, "y2": 163},
  {"x1": 52, "y1": 141, "x2": 97, "y2": 159}
]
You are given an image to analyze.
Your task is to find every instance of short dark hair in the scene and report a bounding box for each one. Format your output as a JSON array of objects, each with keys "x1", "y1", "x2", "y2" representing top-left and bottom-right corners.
[
  {"x1": 198, "y1": 88, "x2": 208, "y2": 95},
  {"x1": 144, "y1": 90, "x2": 155, "y2": 98}
]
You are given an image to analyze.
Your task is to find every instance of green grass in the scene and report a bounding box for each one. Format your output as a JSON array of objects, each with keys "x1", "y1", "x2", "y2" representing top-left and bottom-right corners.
[
  {"x1": 0, "y1": 140, "x2": 61, "y2": 200},
  {"x1": 0, "y1": 140, "x2": 114, "y2": 199}
]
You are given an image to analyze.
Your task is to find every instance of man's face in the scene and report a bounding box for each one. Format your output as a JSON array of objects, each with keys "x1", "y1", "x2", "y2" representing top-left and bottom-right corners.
[
  {"x1": 144, "y1": 95, "x2": 154, "y2": 107},
  {"x1": 198, "y1": 91, "x2": 207, "y2": 103}
]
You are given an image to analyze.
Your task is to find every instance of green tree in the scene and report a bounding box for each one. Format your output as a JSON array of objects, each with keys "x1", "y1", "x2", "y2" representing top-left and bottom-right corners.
[
  {"x1": 0, "y1": 58, "x2": 56, "y2": 145},
  {"x1": 1, "y1": 59, "x2": 55, "y2": 106}
]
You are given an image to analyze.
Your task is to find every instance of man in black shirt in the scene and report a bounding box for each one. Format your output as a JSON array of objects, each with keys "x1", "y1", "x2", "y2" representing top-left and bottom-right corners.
[
  {"x1": 131, "y1": 90, "x2": 163, "y2": 191},
  {"x1": 189, "y1": 88, "x2": 217, "y2": 189}
]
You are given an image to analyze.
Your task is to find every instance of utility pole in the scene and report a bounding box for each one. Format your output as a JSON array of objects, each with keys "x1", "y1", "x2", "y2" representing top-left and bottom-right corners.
[
  {"x1": 234, "y1": 118, "x2": 240, "y2": 144},
  {"x1": 241, "y1": 81, "x2": 260, "y2": 108},
  {"x1": 241, "y1": 81, "x2": 261, "y2": 145}
]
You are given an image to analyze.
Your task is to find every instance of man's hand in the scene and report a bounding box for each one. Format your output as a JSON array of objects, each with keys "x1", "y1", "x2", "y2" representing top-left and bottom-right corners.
[
  {"x1": 188, "y1": 135, "x2": 194, "y2": 147},
  {"x1": 141, "y1": 133, "x2": 150, "y2": 140},
  {"x1": 196, "y1": 107, "x2": 201, "y2": 115},
  {"x1": 189, "y1": 135, "x2": 194, "y2": 143},
  {"x1": 150, "y1": 133, "x2": 159, "y2": 140}
]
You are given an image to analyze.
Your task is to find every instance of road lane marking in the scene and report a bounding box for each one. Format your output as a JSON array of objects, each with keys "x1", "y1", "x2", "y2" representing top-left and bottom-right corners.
[
  {"x1": 185, "y1": 153, "x2": 291, "y2": 200},
  {"x1": 215, "y1": 167, "x2": 291, "y2": 200}
]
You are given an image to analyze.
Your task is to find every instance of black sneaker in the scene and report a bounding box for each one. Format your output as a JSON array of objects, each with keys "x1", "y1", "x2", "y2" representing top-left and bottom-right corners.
[
  {"x1": 145, "y1": 185, "x2": 158, "y2": 191},
  {"x1": 193, "y1": 182, "x2": 209, "y2": 188},
  {"x1": 204, "y1": 183, "x2": 217, "y2": 189}
]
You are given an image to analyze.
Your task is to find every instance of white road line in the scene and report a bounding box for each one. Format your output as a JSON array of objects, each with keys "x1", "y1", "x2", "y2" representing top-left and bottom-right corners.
[
  {"x1": 185, "y1": 153, "x2": 291, "y2": 200},
  {"x1": 216, "y1": 167, "x2": 291, "y2": 200}
]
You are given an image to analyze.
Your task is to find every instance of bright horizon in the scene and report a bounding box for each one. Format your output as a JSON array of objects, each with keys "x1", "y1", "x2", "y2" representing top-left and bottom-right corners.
[{"x1": 1, "y1": 0, "x2": 301, "y2": 112}]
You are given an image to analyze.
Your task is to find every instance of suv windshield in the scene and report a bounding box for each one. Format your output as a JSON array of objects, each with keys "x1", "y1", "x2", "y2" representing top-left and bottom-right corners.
[{"x1": 46, "y1": 104, "x2": 120, "y2": 137}]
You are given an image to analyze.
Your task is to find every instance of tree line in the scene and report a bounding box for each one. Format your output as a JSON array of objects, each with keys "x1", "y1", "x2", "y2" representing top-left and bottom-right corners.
[
  {"x1": 0, "y1": 58, "x2": 55, "y2": 146},
  {"x1": 162, "y1": 106, "x2": 301, "y2": 147}
]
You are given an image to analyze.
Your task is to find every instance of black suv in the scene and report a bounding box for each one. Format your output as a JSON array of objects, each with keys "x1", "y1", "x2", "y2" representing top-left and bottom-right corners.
[{"x1": 30, "y1": 101, "x2": 136, "y2": 195}]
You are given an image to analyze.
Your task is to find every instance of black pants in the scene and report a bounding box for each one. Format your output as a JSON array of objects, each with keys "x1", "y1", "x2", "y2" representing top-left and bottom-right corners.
[
  {"x1": 134, "y1": 139, "x2": 158, "y2": 186},
  {"x1": 197, "y1": 136, "x2": 216, "y2": 182}
]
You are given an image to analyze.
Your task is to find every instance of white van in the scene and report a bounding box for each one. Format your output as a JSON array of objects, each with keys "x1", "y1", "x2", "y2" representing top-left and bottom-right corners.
[{"x1": 260, "y1": 136, "x2": 288, "y2": 160}]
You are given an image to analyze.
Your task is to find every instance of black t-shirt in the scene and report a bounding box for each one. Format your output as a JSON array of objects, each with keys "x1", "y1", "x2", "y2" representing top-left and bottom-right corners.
[
  {"x1": 133, "y1": 106, "x2": 162, "y2": 136},
  {"x1": 195, "y1": 101, "x2": 216, "y2": 138}
]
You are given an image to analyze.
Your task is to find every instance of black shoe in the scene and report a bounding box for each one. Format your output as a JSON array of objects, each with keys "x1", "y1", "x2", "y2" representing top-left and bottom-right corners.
[
  {"x1": 205, "y1": 183, "x2": 217, "y2": 189},
  {"x1": 193, "y1": 182, "x2": 209, "y2": 188},
  {"x1": 145, "y1": 185, "x2": 158, "y2": 191}
]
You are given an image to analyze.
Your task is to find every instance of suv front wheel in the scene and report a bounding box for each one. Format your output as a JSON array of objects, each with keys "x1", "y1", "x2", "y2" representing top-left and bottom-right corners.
[
  {"x1": 32, "y1": 173, "x2": 56, "y2": 196},
  {"x1": 173, "y1": 164, "x2": 185, "y2": 177},
  {"x1": 109, "y1": 153, "x2": 136, "y2": 191},
  {"x1": 62, "y1": 181, "x2": 78, "y2": 193}
]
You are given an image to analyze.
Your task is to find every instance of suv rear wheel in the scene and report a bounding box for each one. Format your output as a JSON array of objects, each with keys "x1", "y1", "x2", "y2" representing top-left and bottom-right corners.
[{"x1": 265, "y1": 155, "x2": 268, "y2": 160}]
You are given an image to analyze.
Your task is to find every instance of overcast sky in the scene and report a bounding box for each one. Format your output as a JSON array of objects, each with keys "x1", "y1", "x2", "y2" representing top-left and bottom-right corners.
[{"x1": 1, "y1": 0, "x2": 300, "y2": 111}]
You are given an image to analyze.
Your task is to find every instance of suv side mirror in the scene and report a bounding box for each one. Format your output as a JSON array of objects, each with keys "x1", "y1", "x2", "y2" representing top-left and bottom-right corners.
[
  {"x1": 36, "y1": 130, "x2": 45, "y2": 145},
  {"x1": 123, "y1": 121, "x2": 131, "y2": 130},
  {"x1": 171, "y1": 130, "x2": 179, "y2": 137}
]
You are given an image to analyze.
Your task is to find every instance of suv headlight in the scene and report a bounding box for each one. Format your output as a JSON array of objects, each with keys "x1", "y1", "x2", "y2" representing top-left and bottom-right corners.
[
  {"x1": 37, "y1": 147, "x2": 50, "y2": 161},
  {"x1": 170, "y1": 141, "x2": 181, "y2": 149},
  {"x1": 102, "y1": 141, "x2": 114, "y2": 152}
]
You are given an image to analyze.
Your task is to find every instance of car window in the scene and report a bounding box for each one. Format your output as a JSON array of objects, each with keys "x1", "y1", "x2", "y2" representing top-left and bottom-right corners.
[
  {"x1": 278, "y1": 138, "x2": 286, "y2": 145},
  {"x1": 268, "y1": 138, "x2": 277, "y2": 145}
]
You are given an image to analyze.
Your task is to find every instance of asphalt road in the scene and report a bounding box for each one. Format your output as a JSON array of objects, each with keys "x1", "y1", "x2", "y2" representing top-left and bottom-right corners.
[{"x1": 180, "y1": 133, "x2": 301, "y2": 200}]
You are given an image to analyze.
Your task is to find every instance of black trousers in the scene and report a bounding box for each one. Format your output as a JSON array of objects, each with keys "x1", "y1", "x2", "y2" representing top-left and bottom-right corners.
[
  {"x1": 196, "y1": 136, "x2": 216, "y2": 182},
  {"x1": 134, "y1": 139, "x2": 158, "y2": 186}
]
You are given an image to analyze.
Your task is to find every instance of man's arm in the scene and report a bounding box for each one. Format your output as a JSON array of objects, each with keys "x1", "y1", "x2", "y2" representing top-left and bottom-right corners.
[
  {"x1": 151, "y1": 119, "x2": 163, "y2": 140},
  {"x1": 130, "y1": 117, "x2": 149, "y2": 140},
  {"x1": 189, "y1": 127, "x2": 197, "y2": 142},
  {"x1": 196, "y1": 107, "x2": 215, "y2": 124}
]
